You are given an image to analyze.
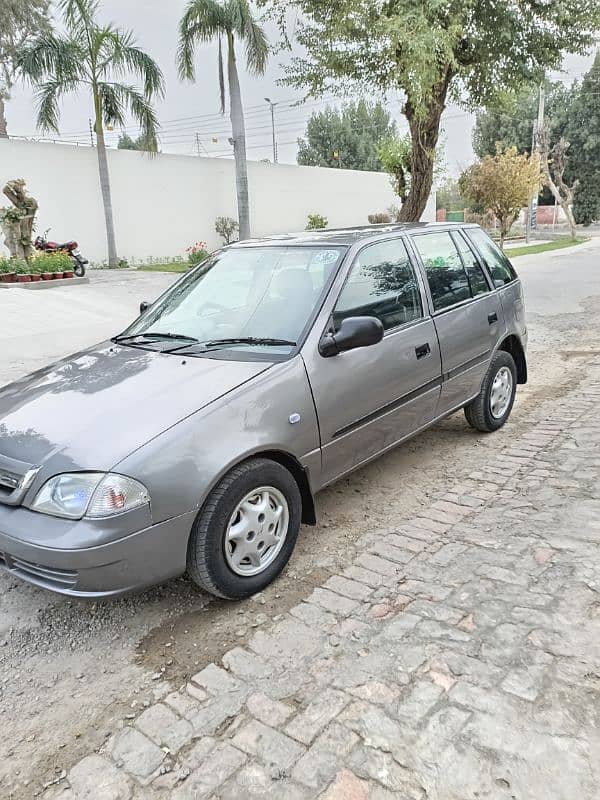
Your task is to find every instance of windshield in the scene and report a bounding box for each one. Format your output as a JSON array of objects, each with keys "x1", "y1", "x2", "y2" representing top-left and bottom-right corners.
[{"x1": 120, "y1": 245, "x2": 345, "y2": 355}]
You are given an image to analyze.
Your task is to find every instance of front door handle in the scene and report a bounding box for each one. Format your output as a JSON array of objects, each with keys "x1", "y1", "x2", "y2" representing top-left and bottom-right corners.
[
  {"x1": 488, "y1": 312, "x2": 498, "y2": 325},
  {"x1": 415, "y1": 343, "x2": 431, "y2": 360}
]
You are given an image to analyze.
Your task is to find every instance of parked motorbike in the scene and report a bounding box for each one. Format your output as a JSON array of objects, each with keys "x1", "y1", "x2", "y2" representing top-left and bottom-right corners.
[{"x1": 34, "y1": 229, "x2": 88, "y2": 276}]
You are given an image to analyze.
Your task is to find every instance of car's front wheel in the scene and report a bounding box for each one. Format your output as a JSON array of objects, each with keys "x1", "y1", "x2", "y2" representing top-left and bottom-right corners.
[
  {"x1": 464, "y1": 350, "x2": 517, "y2": 432},
  {"x1": 187, "y1": 458, "x2": 302, "y2": 599}
]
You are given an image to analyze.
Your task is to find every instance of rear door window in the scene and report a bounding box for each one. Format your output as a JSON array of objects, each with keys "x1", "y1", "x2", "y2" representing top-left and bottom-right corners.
[
  {"x1": 452, "y1": 232, "x2": 490, "y2": 297},
  {"x1": 413, "y1": 231, "x2": 471, "y2": 311},
  {"x1": 467, "y1": 228, "x2": 517, "y2": 286}
]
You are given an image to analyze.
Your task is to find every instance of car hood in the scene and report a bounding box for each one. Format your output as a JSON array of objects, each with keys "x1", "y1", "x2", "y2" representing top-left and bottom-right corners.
[{"x1": 0, "y1": 342, "x2": 272, "y2": 474}]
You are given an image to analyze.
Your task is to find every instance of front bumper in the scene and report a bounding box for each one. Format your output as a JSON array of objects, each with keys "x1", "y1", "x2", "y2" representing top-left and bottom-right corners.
[{"x1": 0, "y1": 510, "x2": 196, "y2": 597}]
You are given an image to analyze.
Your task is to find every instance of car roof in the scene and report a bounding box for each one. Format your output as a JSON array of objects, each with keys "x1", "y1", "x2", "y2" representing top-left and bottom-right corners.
[{"x1": 230, "y1": 222, "x2": 481, "y2": 249}]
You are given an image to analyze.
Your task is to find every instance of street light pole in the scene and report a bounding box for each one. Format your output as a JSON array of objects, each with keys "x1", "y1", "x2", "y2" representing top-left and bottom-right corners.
[{"x1": 264, "y1": 97, "x2": 278, "y2": 164}]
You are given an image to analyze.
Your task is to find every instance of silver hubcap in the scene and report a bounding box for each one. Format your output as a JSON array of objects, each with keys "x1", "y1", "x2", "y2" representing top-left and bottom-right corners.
[
  {"x1": 224, "y1": 486, "x2": 289, "y2": 576},
  {"x1": 490, "y1": 366, "x2": 513, "y2": 419}
]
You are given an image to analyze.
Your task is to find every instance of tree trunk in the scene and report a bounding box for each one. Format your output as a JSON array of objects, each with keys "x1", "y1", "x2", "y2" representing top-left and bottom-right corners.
[
  {"x1": 398, "y1": 67, "x2": 452, "y2": 222},
  {"x1": 227, "y1": 33, "x2": 251, "y2": 240},
  {"x1": 543, "y1": 170, "x2": 577, "y2": 240},
  {"x1": 94, "y1": 116, "x2": 119, "y2": 266},
  {"x1": 0, "y1": 93, "x2": 8, "y2": 138}
]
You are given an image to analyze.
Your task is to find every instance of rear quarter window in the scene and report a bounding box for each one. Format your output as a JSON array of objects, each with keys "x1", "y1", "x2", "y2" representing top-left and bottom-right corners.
[{"x1": 467, "y1": 228, "x2": 517, "y2": 287}]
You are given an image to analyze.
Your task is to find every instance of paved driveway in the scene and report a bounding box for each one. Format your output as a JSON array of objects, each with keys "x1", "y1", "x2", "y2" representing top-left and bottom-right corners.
[{"x1": 1, "y1": 241, "x2": 600, "y2": 798}]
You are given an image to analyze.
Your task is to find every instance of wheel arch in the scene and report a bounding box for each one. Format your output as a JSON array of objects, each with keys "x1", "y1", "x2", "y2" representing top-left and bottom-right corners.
[
  {"x1": 498, "y1": 335, "x2": 527, "y2": 384},
  {"x1": 257, "y1": 450, "x2": 317, "y2": 526},
  {"x1": 195, "y1": 449, "x2": 317, "y2": 528}
]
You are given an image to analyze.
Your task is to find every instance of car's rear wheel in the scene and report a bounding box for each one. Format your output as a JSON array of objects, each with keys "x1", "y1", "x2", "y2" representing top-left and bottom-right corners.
[
  {"x1": 187, "y1": 458, "x2": 301, "y2": 599},
  {"x1": 464, "y1": 350, "x2": 517, "y2": 432}
]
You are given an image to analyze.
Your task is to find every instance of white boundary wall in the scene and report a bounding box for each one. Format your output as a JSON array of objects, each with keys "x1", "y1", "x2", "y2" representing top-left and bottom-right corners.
[{"x1": 0, "y1": 139, "x2": 435, "y2": 262}]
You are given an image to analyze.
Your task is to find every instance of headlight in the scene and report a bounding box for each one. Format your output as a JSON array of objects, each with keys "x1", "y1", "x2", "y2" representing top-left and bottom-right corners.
[{"x1": 31, "y1": 472, "x2": 149, "y2": 520}]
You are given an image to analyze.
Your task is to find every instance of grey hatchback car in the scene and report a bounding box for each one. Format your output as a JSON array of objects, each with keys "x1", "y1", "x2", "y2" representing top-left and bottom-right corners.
[{"x1": 0, "y1": 223, "x2": 527, "y2": 599}]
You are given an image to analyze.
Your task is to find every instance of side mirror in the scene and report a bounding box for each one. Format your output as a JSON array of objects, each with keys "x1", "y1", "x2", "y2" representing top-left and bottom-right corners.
[
  {"x1": 319, "y1": 316, "x2": 384, "y2": 358},
  {"x1": 139, "y1": 300, "x2": 150, "y2": 314}
]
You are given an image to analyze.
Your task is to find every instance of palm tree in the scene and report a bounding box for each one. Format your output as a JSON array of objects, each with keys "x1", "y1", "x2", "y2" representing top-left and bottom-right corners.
[
  {"x1": 178, "y1": 0, "x2": 268, "y2": 240},
  {"x1": 18, "y1": 0, "x2": 164, "y2": 266}
]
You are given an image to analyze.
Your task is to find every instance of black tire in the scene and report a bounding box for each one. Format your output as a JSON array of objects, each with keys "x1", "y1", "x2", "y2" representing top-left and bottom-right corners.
[
  {"x1": 464, "y1": 350, "x2": 517, "y2": 433},
  {"x1": 73, "y1": 257, "x2": 86, "y2": 277},
  {"x1": 187, "y1": 458, "x2": 302, "y2": 599}
]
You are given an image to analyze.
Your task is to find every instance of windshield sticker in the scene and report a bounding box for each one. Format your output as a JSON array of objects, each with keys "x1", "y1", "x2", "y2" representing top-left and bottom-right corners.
[{"x1": 314, "y1": 250, "x2": 339, "y2": 264}]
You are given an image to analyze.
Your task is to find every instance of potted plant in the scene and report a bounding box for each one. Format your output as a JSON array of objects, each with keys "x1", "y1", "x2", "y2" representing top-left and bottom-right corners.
[{"x1": 15, "y1": 259, "x2": 32, "y2": 282}]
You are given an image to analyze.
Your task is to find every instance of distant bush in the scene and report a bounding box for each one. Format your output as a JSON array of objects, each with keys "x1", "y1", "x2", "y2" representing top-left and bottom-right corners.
[
  {"x1": 368, "y1": 212, "x2": 392, "y2": 224},
  {"x1": 215, "y1": 216, "x2": 239, "y2": 244},
  {"x1": 186, "y1": 240, "x2": 209, "y2": 266},
  {"x1": 306, "y1": 213, "x2": 328, "y2": 230}
]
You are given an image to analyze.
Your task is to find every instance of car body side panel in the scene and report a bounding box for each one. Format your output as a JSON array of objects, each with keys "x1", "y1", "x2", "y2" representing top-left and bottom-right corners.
[
  {"x1": 497, "y1": 279, "x2": 527, "y2": 347},
  {"x1": 432, "y1": 293, "x2": 507, "y2": 415},
  {"x1": 113, "y1": 355, "x2": 320, "y2": 524}
]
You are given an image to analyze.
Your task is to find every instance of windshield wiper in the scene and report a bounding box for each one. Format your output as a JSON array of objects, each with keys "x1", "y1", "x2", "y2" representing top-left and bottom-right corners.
[
  {"x1": 113, "y1": 332, "x2": 200, "y2": 344},
  {"x1": 167, "y1": 337, "x2": 297, "y2": 353}
]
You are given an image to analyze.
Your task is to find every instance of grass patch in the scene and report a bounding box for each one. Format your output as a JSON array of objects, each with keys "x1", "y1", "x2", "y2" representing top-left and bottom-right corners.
[
  {"x1": 137, "y1": 262, "x2": 190, "y2": 273},
  {"x1": 507, "y1": 237, "x2": 587, "y2": 258}
]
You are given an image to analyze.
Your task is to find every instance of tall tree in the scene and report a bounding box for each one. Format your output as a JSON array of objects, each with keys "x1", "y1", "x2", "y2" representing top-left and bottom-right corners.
[
  {"x1": 0, "y1": 0, "x2": 52, "y2": 137},
  {"x1": 117, "y1": 131, "x2": 159, "y2": 152},
  {"x1": 566, "y1": 52, "x2": 600, "y2": 225},
  {"x1": 261, "y1": 0, "x2": 600, "y2": 222},
  {"x1": 459, "y1": 146, "x2": 542, "y2": 248},
  {"x1": 178, "y1": 0, "x2": 268, "y2": 241},
  {"x1": 19, "y1": 0, "x2": 164, "y2": 266},
  {"x1": 472, "y1": 82, "x2": 573, "y2": 159},
  {"x1": 297, "y1": 99, "x2": 396, "y2": 171}
]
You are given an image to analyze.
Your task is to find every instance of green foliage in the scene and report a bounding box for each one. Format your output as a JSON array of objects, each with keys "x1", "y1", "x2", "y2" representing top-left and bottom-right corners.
[
  {"x1": 573, "y1": 175, "x2": 600, "y2": 225},
  {"x1": 186, "y1": 240, "x2": 209, "y2": 265},
  {"x1": 0, "y1": 0, "x2": 51, "y2": 95},
  {"x1": 260, "y1": 0, "x2": 600, "y2": 220},
  {"x1": 306, "y1": 213, "x2": 328, "y2": 230},
  {"x1": 565, "y1": 52, "x2": 600, "y2": 224},
  {"x1": 436, "y1": 178, "x2": 463, "y2": 212},
  {"x1": 215, "y1": 216, "x2": 239, "y2": 244},
  {"x1": 297, "y1": 99, "x2": 396, "y2": 171},
  {"x1": 459, "y1": 146, "x2": 543, "y2": 246},
  {"x1": 0, "y1": 257, "x2": 28, "y2": 274},
  {"x1": 18, "y1": 0, "x2": 165, "y2": 148},
  {"x1": 177, "y1": 0, "x2": 268, "y2": 108},
  {"x1": 33, "y1": 251, "x2": 73, "y2": 272},
  {"x1": 117, "y1": 132, "x2": 158, "y2": 152},
  {"x1": 377, "y1": 135, "x2": 413, "y2": 201}
]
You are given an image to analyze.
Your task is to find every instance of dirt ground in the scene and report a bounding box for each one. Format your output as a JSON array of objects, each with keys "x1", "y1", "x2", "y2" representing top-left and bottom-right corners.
[{"x1": 1, "y1": 242, "x2": 599, "y2": 798}]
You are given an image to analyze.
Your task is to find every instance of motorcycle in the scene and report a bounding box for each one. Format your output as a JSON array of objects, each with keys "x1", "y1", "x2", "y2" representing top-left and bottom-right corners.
[{"x1": 34, "y1": 229, "x2": 88, "y2": 276}]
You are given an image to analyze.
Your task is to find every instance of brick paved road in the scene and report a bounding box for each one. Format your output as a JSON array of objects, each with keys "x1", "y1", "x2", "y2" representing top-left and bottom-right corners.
[{"x1": 41, "y1": 361, "x2": 600, "y2": 800}]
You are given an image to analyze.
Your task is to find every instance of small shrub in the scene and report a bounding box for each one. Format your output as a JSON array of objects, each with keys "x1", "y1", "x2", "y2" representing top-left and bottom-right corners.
[
  {"x1": 306, "y1": 213, "x2": 328, "y2": 230},
  {"x1": 33, "y1": 252, "x2": 73, "y2": 273},
  {"x1": 186, "y1": 240, "x2": 209, "y2": 266},
  {"x1": 368, "y1": 212, "x2": 392, "y2": 224},
  {"x1": 118, "y1": 258, "x2": 129, "y2": 269},
  {"x1": 0, "y1": 257, "x2": 28, "y2": 274},
  {"x1": 215, "y1": 216, "x2": 239, "y2": 244}
]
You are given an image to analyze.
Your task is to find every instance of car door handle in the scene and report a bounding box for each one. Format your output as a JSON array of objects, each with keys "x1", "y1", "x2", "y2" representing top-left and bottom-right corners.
[
  {"x1": 488, "y1": 312, "x2": 498, "y2": 325},
  {"x1": 415, "y1": 343, "x2": 431, "y2": 359}
]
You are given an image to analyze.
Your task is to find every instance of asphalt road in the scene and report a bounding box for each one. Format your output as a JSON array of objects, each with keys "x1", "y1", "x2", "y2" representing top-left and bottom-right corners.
[{"x1": 1, "y1": 238, "x2": 600, "y2": 797}]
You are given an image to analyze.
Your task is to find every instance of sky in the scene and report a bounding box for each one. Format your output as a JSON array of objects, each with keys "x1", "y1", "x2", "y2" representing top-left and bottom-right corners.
[{"x1": 5, "y1": 0, "x2": 596, "y2": 177}]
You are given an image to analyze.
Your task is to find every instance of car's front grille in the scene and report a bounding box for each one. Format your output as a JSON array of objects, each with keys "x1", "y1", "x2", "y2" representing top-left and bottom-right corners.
[{"x1": 0, "y1": 551, "x2": 78, "y2": 590}]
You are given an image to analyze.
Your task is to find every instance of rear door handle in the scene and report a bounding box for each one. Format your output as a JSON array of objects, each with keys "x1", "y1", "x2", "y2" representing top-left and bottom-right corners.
[
  {"x1": 488, "y1": 312, "x2": 498, "y2": 325},
  {"x1": 415, "y1": 343, "x2": 431, "y2": 360}
]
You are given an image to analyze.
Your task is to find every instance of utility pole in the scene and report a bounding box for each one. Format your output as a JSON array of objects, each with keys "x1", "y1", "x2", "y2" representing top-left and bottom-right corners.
[
  {"x1": 195, "y1": 132, "x2": 201, "y2": 156},
  {"x1": 526, "y1": 83, "x2": 545, "y2": 243},
  {"x1": 264, "y1": 97, "x2": 278, "y2": 163},
  {"x1": 88, "y1": 118, "x2": 95, "y2": 147}
]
